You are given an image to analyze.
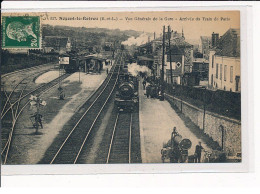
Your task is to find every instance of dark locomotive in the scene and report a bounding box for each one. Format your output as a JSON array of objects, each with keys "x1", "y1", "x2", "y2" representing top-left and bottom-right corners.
[
  {"x1": 114, "y1": 66, "x2": 139, "y2": 111},
  {"x1": 64, "y1": 57, "x2": 79, "y2": 73}
]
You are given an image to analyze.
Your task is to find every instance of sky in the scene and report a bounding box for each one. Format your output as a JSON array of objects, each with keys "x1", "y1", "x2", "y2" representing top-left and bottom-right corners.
[{"x1": 3, "y1": 11, "x2": 240, "y2": 42}]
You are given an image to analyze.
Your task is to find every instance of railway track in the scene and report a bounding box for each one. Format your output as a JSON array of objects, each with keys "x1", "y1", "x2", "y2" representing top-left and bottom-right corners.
[
  {"x1": 1, "y1": 73, "x2": 70, "y2": 164},
  {"x1": 1, "y1": 63, "x2": 55, "y2": 79},
  {"x1": 49, "y1": 51, "x2": 125, "y2": 164},
  {"x1": 106, "y1": 112, "x2": 133, "y2": 163},
  {"x1": 1, "y1": 73, "x2": 70, "y2": 119}
]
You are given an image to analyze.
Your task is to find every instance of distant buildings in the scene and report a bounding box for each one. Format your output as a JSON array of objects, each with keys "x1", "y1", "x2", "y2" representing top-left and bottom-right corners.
[
  {"x1": 209, "y1": 29, "x2": 240, "y2": 92},
  {"x1": 137, "y1": 28, "x2": 194, "y2": 85},
  {"x1": 42, "y1": 36, "x2": 71, "y2": 54},
  {"x1": 199, "y1": 36, "x2": 211, "y2": 60}
]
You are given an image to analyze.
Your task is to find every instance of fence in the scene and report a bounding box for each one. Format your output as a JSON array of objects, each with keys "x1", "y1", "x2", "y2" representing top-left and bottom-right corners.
[{"x1": 165, "y1": 83, "x2": 241, "y2": 120}]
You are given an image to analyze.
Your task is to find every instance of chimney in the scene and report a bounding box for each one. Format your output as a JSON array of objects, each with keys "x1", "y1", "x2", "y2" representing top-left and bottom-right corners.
[
  {"x1": 212, "y1": 32, "x2": 219, "y2": 48},
  {"x1": 154, "y1": 32, "x2": 156, "y2": 40}
]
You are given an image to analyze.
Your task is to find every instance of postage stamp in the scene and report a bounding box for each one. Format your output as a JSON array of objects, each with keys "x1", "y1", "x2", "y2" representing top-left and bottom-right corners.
[{"x1": 2, "y1": 16, "x2": 41, "y2": 49}]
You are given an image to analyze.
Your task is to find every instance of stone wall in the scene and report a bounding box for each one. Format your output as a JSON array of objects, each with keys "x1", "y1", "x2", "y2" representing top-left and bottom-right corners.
[{"x1": 165, "y1": 93, "x2": 241, "y2": 155}]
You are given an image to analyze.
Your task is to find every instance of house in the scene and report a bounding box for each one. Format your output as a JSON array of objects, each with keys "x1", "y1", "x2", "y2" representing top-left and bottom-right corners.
[
  {"x1": 165, "y1": 54, "x2": 184, "y2": 84},
  {"x1": 43, "y1": 36, "x2": 71, "y2": 54},
  {"x1": 209, "y1": 29, "x2": 240, "y2": 92},
  {"x1": 199, "y1": 36, "x2": 211, "y2": 60},
  {"x1": 192, "y1": 58, "x2": 209, "y2": 80},
  {"x1": 138, "y1": 28, "x2": 193, "y2": 81}
]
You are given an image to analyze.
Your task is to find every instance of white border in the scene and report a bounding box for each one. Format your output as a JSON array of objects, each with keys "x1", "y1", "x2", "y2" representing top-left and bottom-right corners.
[{"x1": 1, "y1": 1, "x2": 253, "y2": 176}]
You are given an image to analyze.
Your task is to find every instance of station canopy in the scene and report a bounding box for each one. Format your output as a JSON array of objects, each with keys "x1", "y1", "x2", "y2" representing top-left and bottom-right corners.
[
  {"x1": 137, "y1": 56, "x2": 154, "y2": 62},
  {"x1": 84, "y1": 55, "x2": 106, "y2": 62}
]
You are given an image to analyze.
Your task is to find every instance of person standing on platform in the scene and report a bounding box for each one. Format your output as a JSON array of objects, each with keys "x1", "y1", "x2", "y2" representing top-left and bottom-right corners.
[
  {"x1": 142, "y1": 79, "x2": 147, "y2": 90},
  {"x1": 195, "y1": 142, "x2": 204, "y2": 163}
]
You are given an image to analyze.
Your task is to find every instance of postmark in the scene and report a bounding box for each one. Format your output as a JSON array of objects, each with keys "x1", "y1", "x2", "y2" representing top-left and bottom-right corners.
[{"x1": 2, "y1": 16, "x2": 41, "y2": 49}]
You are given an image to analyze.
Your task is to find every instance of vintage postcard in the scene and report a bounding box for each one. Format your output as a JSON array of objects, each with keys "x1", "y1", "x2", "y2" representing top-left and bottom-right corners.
[{"x1": 0, "y1": 10, "x2": 246, "y2": 173}]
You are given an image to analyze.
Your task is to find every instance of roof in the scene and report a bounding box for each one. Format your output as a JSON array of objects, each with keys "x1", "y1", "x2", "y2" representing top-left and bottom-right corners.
[
  {"x1": 43, "y1": 36, "x2": 69, "y2": 48},
  {"x1": 137, "y1": 56, "x2": 154, "y2": 61},
  {"x1": 166, "y1": 54, "x2": 182, "y2": 62},
  {"x1": 215, "y1": 28, "x2": 240, "y2": 57},
  {"x1": 84, "y1": 55, "x2": 105, "y2": 61},
  {"x1": 193, "y1": 58, "x2": 209, "y2": 63},
  {"x1": 139, "y1": 30, "x2": 192, "y2": 48}
]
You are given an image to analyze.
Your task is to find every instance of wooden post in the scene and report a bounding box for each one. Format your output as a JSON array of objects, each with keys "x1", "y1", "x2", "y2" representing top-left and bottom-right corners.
[
  {"x1": 202, "y1": 87, "x2": 206, "y2": 131},
  {"x1": 168, "y1": 26, "x2": 173, "y2": 84},
  {"x1": 161, "y1": 26, "x2": 165, "y2": 84},
  {"x1": 36, "y1": 97, "x2": 40, "y2": 134}
]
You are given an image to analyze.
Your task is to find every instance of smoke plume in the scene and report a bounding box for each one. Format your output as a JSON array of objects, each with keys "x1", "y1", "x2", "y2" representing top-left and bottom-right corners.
[
  {"x1": 128, "y1": 63, "x2": 150, "y2": 76},
  {"x1": 122, "y1": 33, "x2": 149, "y2": 46}
]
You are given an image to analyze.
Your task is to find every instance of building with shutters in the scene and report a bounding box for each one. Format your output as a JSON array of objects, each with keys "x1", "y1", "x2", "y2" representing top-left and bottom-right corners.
[
  {"x1": 209, "y1": 28, "x2": 240, "y2": 92},
  {"x1": 137, "y1": 28, "x2": 193, "y2": 83}
]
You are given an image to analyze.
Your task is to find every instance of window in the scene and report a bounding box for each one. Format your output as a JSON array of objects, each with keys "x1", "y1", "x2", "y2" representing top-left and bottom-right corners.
[
  {"x1": 212, "y1": 56, "x2": 214, "y2": 68},
  {"x1": 224, "y1": 65, "x2": 227, "y2": 81},
  {"x1": 230, "y1": 66, "x2": 233, "y2": 83},
  {"x1": 216, "y1": 63, "x2": 218, "y2": 79},
  {"x1": 220, "y1": 64, "x2": 222, "y2": 80}
]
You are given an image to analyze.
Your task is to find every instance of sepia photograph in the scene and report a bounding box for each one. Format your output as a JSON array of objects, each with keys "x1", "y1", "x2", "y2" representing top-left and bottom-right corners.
[{"x1": 1, "y1": 10, "x2": 242, "y2": 167}]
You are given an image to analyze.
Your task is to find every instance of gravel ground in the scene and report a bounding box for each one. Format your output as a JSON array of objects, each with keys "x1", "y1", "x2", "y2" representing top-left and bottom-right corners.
[{"x1": 5, "y1": 65, "x2": 111, "y2": 164}]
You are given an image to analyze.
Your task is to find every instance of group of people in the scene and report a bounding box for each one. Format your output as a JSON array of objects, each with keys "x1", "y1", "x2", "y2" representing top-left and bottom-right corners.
[{"x1": 142, "y1": 76, "x2": 164, "y2": 100}]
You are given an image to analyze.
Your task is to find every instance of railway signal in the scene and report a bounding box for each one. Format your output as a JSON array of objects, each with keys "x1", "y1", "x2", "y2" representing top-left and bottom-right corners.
[{"x1": 29, "y1": 95, "x2": 46, "y2": 134}]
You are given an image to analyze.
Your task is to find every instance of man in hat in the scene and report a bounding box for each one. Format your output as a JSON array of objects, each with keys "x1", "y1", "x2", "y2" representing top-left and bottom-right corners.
[{"x1": 195, "y1": 141, "x2": 204, "y2": 163}]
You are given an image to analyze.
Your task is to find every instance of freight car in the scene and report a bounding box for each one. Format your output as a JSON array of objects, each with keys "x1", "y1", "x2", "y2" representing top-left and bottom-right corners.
[{"x1": 115, "y1": 73, "x2": 139, "y2": 112}]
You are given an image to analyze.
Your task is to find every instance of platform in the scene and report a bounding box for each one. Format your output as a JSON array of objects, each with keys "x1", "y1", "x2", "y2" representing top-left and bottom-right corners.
[{"x1": 138, "y1": 78, "x2": 212, "y2": 163}]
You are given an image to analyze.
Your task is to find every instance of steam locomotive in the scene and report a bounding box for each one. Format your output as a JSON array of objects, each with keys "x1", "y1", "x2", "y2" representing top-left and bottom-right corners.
[{"x1": 114, "y1": 73, "x2": 139, "y2": 112}]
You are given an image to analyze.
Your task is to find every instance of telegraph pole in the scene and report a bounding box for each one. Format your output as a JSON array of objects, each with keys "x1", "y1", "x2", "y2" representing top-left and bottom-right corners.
[
  {"x1": 168, "y1": 26, "x2": 173, "y2": 84},
  {"x1": 35, "y1": 97, "x2": 40, "y2": 134},
  {"x1": 161, "y1": 26, "x2": 165, "y2": 84}
]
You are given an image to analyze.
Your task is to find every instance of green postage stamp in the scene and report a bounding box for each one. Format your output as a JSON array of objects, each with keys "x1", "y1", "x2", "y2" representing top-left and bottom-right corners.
[{"x1": 2, "y1": 16, "x2": 41, "y2": 49}]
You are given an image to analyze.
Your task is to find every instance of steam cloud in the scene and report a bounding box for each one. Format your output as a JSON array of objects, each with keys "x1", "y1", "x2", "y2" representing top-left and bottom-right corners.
[
  {"x1": 122, "y1": 33, "x2": 149, "y2": 46},
  {"x1": 128, "y1": 63, "x2": 150, "y2": 76}
]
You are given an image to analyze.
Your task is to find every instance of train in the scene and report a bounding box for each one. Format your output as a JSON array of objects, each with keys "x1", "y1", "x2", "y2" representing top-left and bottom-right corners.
[
  {"x1": 59, "y1": 54, "x2": 104, "y2": 74},
  {"x1": 63, "y1": 57, "x2": 79, "y2": 73},
  {"x1": 114, "y1": 68, "x2": 139, "y2": 112}
]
